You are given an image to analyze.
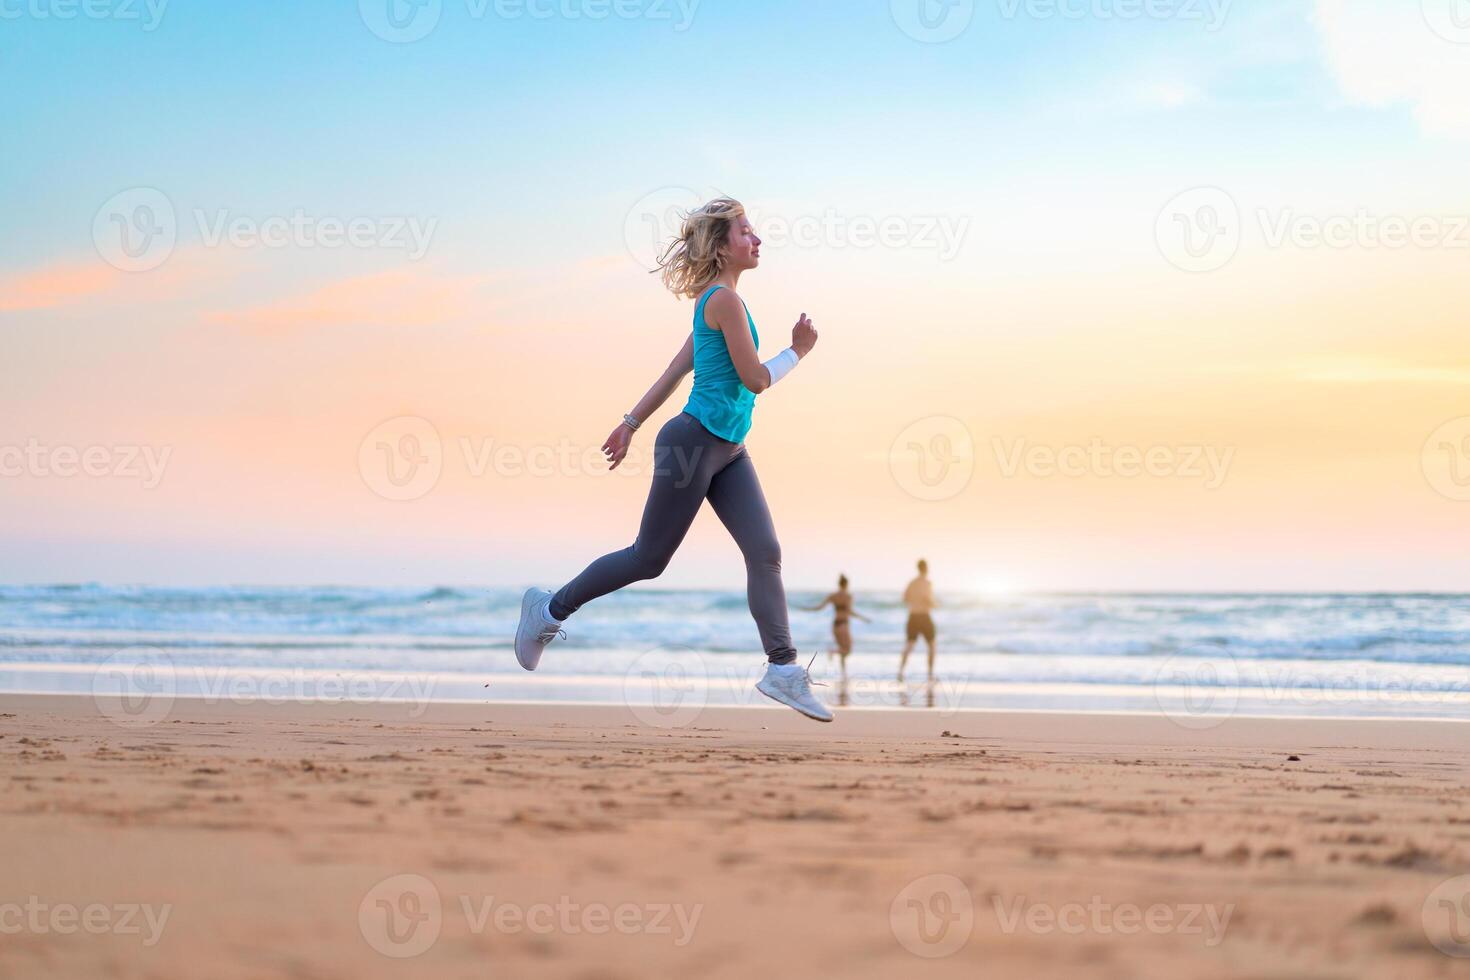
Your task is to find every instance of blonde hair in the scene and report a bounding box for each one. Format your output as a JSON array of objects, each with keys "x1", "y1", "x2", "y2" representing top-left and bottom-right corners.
[{"x1": 655, "y1": 197, "x2": 746, "y2": 299}]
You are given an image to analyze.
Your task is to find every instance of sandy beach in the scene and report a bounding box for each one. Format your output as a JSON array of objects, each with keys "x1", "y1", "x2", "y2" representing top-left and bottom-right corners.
[{"x1": 1, "y1": 693, "x2": 1467, "y2": 979}]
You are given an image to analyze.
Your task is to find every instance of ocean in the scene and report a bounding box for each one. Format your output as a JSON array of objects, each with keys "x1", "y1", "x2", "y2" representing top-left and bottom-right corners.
[{"x1": 2, "y1": 585, "x2": 1467, "y2": 722}]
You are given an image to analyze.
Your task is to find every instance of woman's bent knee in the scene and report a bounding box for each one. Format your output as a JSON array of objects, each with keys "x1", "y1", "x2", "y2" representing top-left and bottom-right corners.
[
  {"x1": 745, "y1": 539, "x2": 782, "y2": 570},
  {"x1": 631, "y1": 550, "x2": 673, "y2": 581}
]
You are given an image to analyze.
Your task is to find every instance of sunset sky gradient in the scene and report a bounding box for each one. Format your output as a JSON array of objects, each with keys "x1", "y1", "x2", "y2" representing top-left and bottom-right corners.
[{"x1": 3, "y1": 0, "x2": 1469, "y2": 592}]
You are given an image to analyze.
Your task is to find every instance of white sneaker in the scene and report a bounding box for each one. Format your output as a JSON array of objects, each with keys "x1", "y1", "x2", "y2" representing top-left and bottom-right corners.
[
  {"x1": 514, "y1": 587, "x2": 566, "y2": 671},
  {"x1": 756, "y1": 661, "x2": 834, "y2": 723}
]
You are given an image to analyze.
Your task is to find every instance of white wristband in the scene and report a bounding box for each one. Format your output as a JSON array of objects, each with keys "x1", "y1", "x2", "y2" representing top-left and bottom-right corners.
[{"x1": 762, "y1": 347, "x2": 800, "y2": 387}]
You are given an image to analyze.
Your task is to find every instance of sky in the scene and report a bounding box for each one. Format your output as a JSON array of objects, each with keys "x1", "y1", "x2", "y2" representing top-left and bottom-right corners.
[{"x1": 2, "y1": 0, "x2": 1469, "y2": 592}]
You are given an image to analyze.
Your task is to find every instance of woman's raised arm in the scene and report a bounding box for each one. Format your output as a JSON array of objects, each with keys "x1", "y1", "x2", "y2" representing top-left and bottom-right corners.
[{"x1": 707, "y1": 290, "x2": 816, "y2": 394}]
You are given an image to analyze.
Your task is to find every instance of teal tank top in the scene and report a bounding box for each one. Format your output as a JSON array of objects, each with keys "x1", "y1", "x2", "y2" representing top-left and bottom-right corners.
[{"x1": 683, "y1": 284, "x2": 759, "y2": 443}]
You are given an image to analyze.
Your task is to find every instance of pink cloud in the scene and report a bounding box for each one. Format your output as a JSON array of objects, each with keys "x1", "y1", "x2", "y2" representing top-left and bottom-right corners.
[
  {"x1": 205, "y1": 266, "x2": 499, "y2": 332},
  {"x1": 0, "y1": 248, "x2": 237, "y2": 314},
  {"x1": 0, "y1": 260, "x2": 122, "y2": 312}
]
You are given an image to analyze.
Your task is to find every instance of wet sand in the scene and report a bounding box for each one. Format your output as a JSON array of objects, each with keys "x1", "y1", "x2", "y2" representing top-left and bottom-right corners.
[{"x1": 1, "y1": 694, "x2": 1467, "y2": 979}]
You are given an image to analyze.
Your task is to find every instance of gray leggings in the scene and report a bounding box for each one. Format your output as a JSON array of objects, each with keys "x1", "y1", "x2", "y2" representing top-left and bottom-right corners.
[{"x1": 549, "y1": 412, "x2": 797, "y2": 665}]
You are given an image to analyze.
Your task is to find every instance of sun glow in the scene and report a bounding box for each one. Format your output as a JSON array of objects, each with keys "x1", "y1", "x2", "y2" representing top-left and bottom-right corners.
[{"x1": 972, "y1": 576, "x2": 1020, "y2": 599}]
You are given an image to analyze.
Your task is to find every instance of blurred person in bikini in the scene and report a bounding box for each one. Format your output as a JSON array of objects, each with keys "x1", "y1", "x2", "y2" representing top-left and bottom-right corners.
[{"x1": 805, "y1": 573, "x2": 869, "y2": 681}]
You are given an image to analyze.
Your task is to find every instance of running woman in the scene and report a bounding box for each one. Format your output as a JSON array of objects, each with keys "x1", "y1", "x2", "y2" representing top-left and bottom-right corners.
[
  {"x1": 514, "y1": 197, "x2": 833, "y2": 722},
  {"x1": 805, "y1": 574, "x2": 869, "y2": 679}
]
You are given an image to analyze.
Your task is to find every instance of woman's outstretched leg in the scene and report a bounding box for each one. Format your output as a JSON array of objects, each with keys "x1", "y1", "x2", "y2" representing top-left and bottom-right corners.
[
  {"x1": 514, "y1": 413, "x2": 724, "y2": 672},
  {"x1": 549, "y1": 414, "x2": 720, "y2": 619},
  {"x1": 705, "y1": 450, "x2": 797, "y2": 666}
]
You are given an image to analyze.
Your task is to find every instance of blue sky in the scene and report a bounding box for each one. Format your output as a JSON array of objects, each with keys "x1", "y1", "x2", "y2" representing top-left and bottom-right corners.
[{"x1": 4, "y1": 0, "x2": 1457, "y2": 269}]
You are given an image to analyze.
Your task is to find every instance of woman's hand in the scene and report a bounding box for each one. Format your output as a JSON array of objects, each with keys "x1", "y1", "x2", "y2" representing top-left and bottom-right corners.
[
  {"x1": 602, "y1": 422, "x2": 634, "y2": 470},
  {"x1": 792, "y1": 313, "x2": 818, "y2": 358}
]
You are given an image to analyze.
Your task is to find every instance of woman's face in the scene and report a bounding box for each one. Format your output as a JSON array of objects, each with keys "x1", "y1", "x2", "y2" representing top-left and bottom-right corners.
[{"x1": 721, "y1": 213, "x2": 762, "y2": 272}]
